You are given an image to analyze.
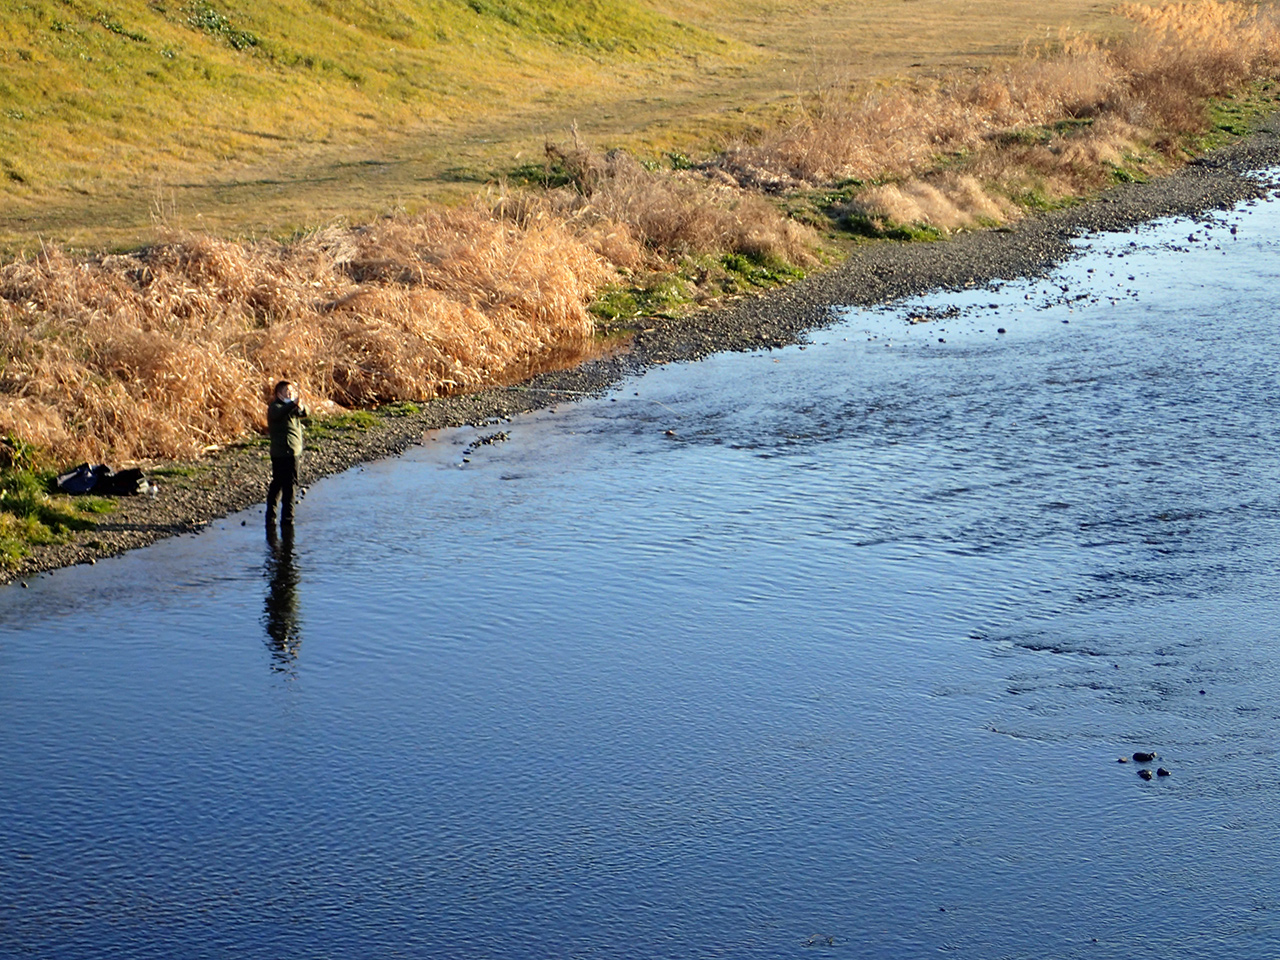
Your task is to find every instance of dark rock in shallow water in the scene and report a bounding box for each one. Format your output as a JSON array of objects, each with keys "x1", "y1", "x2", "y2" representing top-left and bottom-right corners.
[
  {"x1": 1132, "y1": 751, "x2": 1157, "y2": 763},
  {"x1": 1157, "y1": 768, "x2": 1171, "y2": 777},
  {"x1": 1139, "y1": 769, "x2": 1153, "y2": 781}
]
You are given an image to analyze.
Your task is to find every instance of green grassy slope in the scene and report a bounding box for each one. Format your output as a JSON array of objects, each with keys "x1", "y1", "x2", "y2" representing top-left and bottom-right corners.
[
  {"x1": 0, "y1": 0, "x2": 1124, "y2": 252},
  {"x1": 0, "y1": 1, "x2": 728, "y2": 206}
]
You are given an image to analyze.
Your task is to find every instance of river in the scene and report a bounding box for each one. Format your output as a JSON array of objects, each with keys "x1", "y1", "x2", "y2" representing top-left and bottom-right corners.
[{"x1": 3, "y1": 188, "x2": 1280, "y2": 958}]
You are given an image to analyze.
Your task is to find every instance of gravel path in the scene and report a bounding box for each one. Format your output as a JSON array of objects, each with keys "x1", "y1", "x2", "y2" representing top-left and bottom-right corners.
[{"x1": 10, "y1": 119, "x2": 1280, "y2": 585}]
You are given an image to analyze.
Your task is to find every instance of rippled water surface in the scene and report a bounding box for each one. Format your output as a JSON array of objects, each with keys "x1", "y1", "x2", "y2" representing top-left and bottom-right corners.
[{"x1": 5, "y1": 192, "x2": 1280, "y2": 958}]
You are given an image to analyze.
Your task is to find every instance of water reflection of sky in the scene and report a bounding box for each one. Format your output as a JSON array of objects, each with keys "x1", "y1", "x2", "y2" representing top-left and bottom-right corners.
[{"x1": 3, "y1": 189, "x2": 1280, "y2": 958}]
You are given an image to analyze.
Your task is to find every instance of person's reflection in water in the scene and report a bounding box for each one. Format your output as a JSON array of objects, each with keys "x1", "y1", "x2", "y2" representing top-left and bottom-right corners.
[{"x1": 263, "y1": 521, "x2": 302, "y2": 674}]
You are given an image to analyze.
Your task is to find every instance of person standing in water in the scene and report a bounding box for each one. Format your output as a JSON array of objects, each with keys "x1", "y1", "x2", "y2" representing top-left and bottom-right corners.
[{"x1": 266, "y1": 379, "x2": 308, "y2": 527}]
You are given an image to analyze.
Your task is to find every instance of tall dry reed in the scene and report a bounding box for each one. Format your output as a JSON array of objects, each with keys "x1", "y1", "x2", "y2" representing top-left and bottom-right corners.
[{"x1": 0, "y1": 209, "x2": 613, "y2": 462}]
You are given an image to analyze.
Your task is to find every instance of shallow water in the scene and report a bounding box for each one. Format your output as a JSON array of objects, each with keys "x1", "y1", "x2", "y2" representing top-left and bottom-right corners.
[{"x1": 5, "y1": 190, "x2": 1280, "y2": 958}]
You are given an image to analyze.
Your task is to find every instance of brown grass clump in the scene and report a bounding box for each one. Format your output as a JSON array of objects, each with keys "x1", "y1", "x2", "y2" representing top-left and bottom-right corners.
[
  {"x1": 0, "y1": 209, "x2": 612, "y2": 462},
  {"x1": 508, "y1": 135, "x2": 816, "y2": 267},
  {"x1": 722, "y1": 1, "x2": 1280, "y2": 227},
  {"x1": 852, "y1": 174, "x2": 1017, "y2": 232}
]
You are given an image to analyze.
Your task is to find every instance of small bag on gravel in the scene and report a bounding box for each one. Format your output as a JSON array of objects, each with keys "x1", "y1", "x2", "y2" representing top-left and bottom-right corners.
[
  {"x1": 55, "y1": 463, "x2": 110, "y2": 495},
  {"x1": 55, "y1": 464, "x2": 148, "y2": 496},
  {"x1": 98, "y1": 468, "x2": 148, "y2": 496}
]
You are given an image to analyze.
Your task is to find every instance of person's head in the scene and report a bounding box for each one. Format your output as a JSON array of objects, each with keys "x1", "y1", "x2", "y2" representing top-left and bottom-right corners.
[{"x1": 274, "y1": 380, "x2": 297, "y2": 403}]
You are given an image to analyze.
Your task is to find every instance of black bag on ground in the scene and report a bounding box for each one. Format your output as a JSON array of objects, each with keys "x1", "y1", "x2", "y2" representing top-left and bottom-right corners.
[
  {"x1": 55, "y1": 463, "x2": 109, "y2": 495},
  {"x1": 98, "y1": 468, "x2": 147, "y2": 496},
  {"x1": 55, "y1": 464, "x2": 148, "y2": 496}
]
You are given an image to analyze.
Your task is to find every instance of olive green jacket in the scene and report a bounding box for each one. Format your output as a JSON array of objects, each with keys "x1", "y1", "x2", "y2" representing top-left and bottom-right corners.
[{"x1": 267, "y1": 399, "x2": 308, "y2": 458}]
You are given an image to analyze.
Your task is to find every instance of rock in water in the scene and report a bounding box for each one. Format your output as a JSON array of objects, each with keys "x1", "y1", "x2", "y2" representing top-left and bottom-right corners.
[
  {"x1": 1157, "y1": 768, "x2": 1171, "y2": 777},
  {"x1": 1139, "y1": 769, "x2": 1153, "y2": 781},
  {"x1": 1132, "y1": 751, "x2": 1156, "y2": 763}
]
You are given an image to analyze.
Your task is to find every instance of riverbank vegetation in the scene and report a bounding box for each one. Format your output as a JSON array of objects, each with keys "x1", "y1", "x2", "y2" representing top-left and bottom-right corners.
[
  {"x1": 722, "y1": 1, "x2": 1280, "y2": 231},
  {"x1": 2, "y1": 0, "x2": 1280, "y2": 566}
]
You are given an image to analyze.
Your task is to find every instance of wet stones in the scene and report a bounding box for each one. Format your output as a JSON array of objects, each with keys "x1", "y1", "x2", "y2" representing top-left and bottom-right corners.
[
  {"x1": 460, "y1": 430, "x2": 510, "y2": 462},
  {"x1": 906, "y1": 304, "x2": 960, "y2": 324},
  {"x1": 1119, "y1": 750, "x2": 1171, "y2": 781}
]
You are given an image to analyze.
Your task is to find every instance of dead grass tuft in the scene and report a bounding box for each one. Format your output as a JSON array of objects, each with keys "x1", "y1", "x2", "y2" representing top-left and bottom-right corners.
[
  {"x1": 509, "y1": 135, "x2": 816, "y2": 267},
  {"x1": 852, "y1": 174, "x2": 1017, "y2": 231}
]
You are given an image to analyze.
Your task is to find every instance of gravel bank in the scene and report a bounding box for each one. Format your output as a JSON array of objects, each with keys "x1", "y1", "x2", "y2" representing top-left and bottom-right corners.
[{"x1": 10, "y1": 119, "x2": 1280, "y2": 585}]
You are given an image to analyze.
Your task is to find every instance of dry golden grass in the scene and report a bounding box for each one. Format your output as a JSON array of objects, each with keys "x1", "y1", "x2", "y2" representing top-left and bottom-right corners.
[
  {"x1": 0, "y1": 209, "x2": 613, "y2": 461},
  {"x1": 508, "y1": 134, "x2": 816, "y2": 266},
  {"x1": 722, "y1": 1, "x2": 1280, "y2": 229}
]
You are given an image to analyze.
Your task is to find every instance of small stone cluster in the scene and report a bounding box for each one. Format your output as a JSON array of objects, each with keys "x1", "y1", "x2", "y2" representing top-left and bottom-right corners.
[{"x1": 1118, "y1": 751, "x2": 1172, "y2": 780}]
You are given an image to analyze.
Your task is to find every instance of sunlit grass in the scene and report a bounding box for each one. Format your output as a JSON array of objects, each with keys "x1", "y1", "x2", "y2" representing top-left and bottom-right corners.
[{"x1": 0, "y1": 1, "x2": 727, "y2": 219}]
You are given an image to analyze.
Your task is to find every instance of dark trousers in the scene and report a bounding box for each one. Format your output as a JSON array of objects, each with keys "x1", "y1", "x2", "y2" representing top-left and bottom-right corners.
[{"x1": 267, "y1": 454, "x2": 299, "y2": 521}]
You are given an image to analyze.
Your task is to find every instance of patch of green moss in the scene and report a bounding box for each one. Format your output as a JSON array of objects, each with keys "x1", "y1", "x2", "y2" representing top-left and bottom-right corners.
[
  {"x1": 720, "y1": 251, "x2": 805, "y2": 285},
  {"x1": 590, "y1": 284, "x2": 640, "y2": 322},
  {"x1": 308, "y1": 409, "x2": 380, "y2": 439},
  {"x1": 186, "y1": 3, "x2": 260, "y2": 51},
  {"x1": 1014, "y1": 187, "x2": 1079, "y2": 213},
  {"x1": 77, "y1": 496, "x2": 117, "y2": 514},
  {"x1": 836, "y1": 212, "x2": 942, "y2": 242},
  {"x1": 508, "y1": 158, "x2": 578, "y2": 190},
  {"x1": 592, "y1": 272, "x2": 695, "y2": 324},
  {"x1": 378, "y1": 401, "x2": 422, "y2": 417},
  {"x1": 1194, "y1": 81, "x2": 1280, "y2": 153}
]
